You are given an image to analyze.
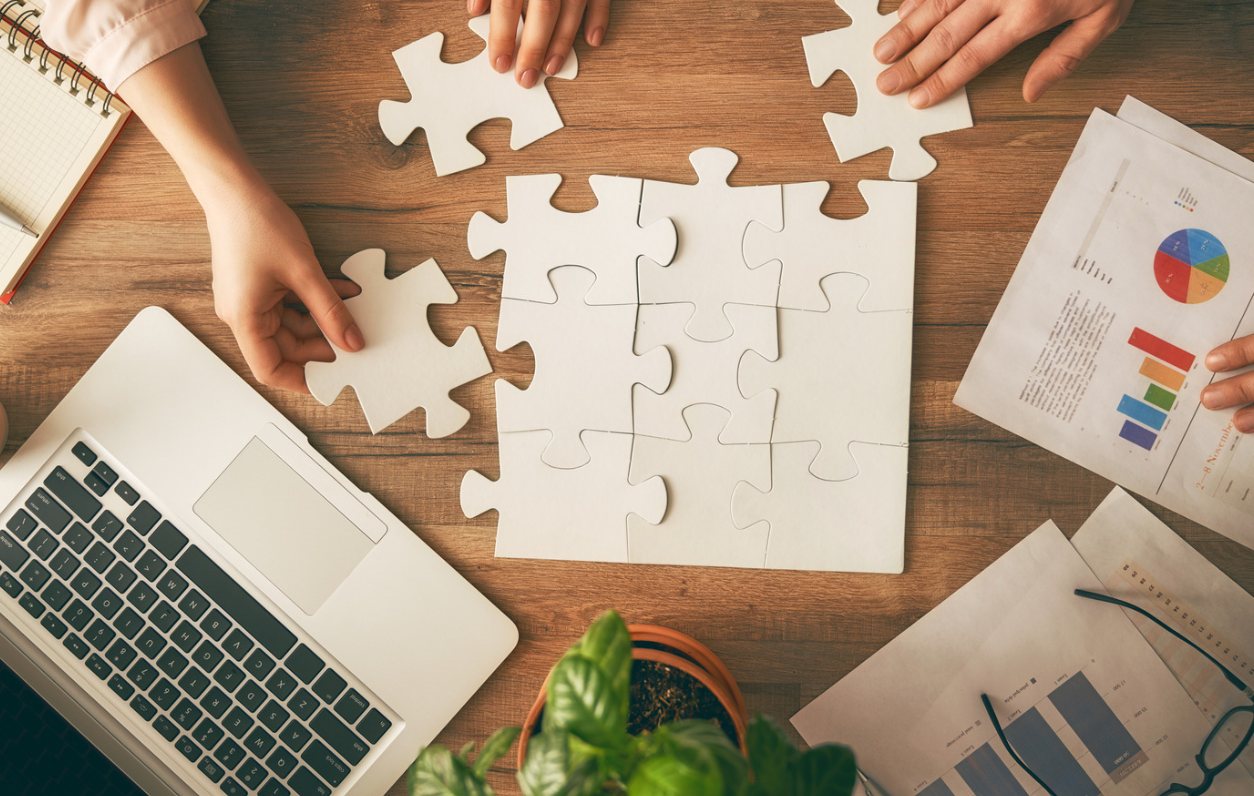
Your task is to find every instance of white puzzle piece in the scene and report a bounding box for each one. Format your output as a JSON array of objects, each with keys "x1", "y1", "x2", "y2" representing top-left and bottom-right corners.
[
  {"x1": 468, "y1": 174, "x2": 676, "y2": 306},
  {"x1": 495, "y1": 266, "x2": 672, "y2": 468},
  {"x1": 306, "y1": 249, "x2": 492, "y2": 436},
  {"x1": 632, "y1": 302, "x2": 776, "y2": 444},
  {"x1": 732, "y1": 441, "x2": 907, "y2": 573},
  {"x1": 802, "y1": 0, "x2": 972, "y2": 181},
  {"x1": 743, "y1": 180, "x2": 916, "y2": 312},
  {"x1": 638, "y1": 148, "x2": 781, "y2": 341},
  {"x1": 378, "y1": 15, "x2": 578, "y2": 176},
  {"x1": 739, "y1": 273, "x2": 912, "y2": 481},
  {"x1": 627, "y1": 404, "x2": 771, "y2": 568},
  {"x1": 462, "y1": 429, "x2": 667, "y2": 563}
]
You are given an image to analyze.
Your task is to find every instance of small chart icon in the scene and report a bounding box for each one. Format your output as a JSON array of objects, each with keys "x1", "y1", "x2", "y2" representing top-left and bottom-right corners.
[{"x1": 1154, "y1": 228, "x2": 1229, "y2": 304}]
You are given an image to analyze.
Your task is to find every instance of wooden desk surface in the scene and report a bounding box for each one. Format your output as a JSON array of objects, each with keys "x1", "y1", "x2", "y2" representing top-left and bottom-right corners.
[{"x1": 3, "y1": 1, "x2": 1253, "y2": 792}]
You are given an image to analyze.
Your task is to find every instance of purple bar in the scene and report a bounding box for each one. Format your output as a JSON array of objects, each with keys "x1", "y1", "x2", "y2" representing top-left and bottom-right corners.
[{"x1": 1119, "y1": 420, "x2": 1157, "y2": 451}]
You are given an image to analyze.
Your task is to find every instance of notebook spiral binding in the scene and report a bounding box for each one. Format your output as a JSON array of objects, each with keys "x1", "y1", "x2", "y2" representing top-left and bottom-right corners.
[{"x1": 1, "y1": 0, "x2": 117, "y2": 116}]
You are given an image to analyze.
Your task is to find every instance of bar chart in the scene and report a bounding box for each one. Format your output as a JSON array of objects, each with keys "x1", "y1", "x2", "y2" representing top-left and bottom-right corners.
[{"x1": 1117, "y1": 327, "x2": 1195, "y2": 451}]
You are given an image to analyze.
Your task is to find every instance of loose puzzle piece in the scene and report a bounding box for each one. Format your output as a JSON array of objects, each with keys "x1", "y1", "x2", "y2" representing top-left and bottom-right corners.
[
  {"x1": 495, "y1": 266, "x2": 672, "y2": 468},
  {"x1": 732, "y1": 441, "x2": 906, "y2": 573},
  {"x1": 468, "y1": 174, "x2": 677, "y2": 306},
  {"x1": 462, "y1": 429, "x2": 666, "y2": 563},
  {"x1": 627, "y1": 404, "x2": 771, "y2": 568},
  {"x1": 306, "y1": 249, "x2": 492, "y2": 436},
  {"x1": 802, "y1": 0, "x2": 972, "y2": 181},
  {"x1": 743, "y1": 180, "x2": 916, "y2": 312},
  {"x1": 633, "y1": 302, "x2": 777, "y2": 444},
  {"x1": 378, "y1": 15, "x2": 578, "y2": 176},
  {"x1": 739, "y1": 272, "x2": 912, "y2": 481},
  {"x1": 638, "y1": 148, "x2": 782, "y2": 341}
]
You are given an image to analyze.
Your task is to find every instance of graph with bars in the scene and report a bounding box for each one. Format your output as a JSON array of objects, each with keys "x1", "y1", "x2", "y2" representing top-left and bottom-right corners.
[{"x1": 1117, "y1": 327, "x2": 1195, "y2": 451}]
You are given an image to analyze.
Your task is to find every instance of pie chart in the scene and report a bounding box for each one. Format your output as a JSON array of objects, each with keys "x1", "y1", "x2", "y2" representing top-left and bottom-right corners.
[{"x1": 1155, "y1": 228, "x2": 1229, "y2": 304}]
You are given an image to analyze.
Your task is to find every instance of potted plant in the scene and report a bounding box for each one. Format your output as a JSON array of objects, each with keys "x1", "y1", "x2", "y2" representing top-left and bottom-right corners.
[{"x1": 406, "y1": 611, "x2": 857, "y2": 796}]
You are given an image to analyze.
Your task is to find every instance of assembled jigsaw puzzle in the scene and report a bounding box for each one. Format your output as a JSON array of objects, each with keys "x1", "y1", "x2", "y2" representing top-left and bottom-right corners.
[{"x1": 461, "y1": 150, "x2": 917, "y2": 572}]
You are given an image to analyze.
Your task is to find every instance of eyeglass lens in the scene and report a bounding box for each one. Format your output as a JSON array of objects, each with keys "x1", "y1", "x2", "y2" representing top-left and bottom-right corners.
[{"x1": 1202, "y1": 706, "x2": 1254, "y2": 770}]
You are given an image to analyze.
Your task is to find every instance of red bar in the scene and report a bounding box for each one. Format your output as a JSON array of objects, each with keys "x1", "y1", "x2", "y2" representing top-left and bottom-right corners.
[{"x1": 1128, "y1": 327, "x2": 1195, "y2": 372}]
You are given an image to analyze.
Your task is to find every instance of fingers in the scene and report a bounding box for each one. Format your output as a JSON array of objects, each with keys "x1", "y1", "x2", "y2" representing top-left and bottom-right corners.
[
  {"x1": 516, "y1": 0, "x2": 562, "y2": 87},
  {"x1": 295, "y1": 272, "x2": 365, "y2": 353},
  {"x1": 233, "y1": 313, "x2": 312, "y2": 394},
  {"x1": 467, "y1": 0, "x2": 490, "y2": 15},
  {"x1": 1202, "y1": 372, "x2": 1254, "y2": 416},
  {"x1": 1202, "y1": 337, "x2": 1254, "y2": 430},
  {"x1": 874, "y1": 0, "x2": 968, "y2": 68},
  {"x1": 904, "y1": 18, "x2": 1023, "y2": 108},
  {"x1": 584, "y1": 0, "x2": 609, "y2": 46},
  {"x1": 875, "y1": 0, "x2": 998, "y2": 100},
  {"x1": 1236, "y1": 405, "x2": 1254, "y2": 434},
  {"x1": 1021, "y1": 12, "x2": 1114, "y2": 102},
  {"x1": 543, "y1": 0, "x2": 587, "y2": 76},
  {"x1": 1207, "y1": 336, "x2": 1254, "y2": 373},
  {"x1": 489, "y1": 0, "x2": 524, "y2": 74}
]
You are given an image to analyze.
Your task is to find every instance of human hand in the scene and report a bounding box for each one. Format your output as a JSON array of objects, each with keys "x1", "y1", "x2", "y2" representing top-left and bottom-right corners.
[
  {"x1": 873, "y1": 0, "x2": 1134, "y2": 109},
  {"x1": 205, "y1": 184, "x2": 364, "y2": 394},
  {"x1": 467, "y1": 0, "x2": 610, "y2": 87},
  {"x1": 1202, "y1": 337, "x2": 1254, "y2": 433}
]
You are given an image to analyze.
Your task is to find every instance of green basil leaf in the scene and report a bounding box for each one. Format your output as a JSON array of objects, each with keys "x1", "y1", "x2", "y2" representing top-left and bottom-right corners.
[
  {"x1": 547, "y1": 654, "x2": 627, "y2": 749},
  {"x1": 745, "y1": 715, "x2": 798, "y2": 793},
  {"x1": 792, "y1": 745, "x2": 857, "y2": 796},
  {"x1": 518, "y1": 730, "x2": 572, "y2": 796},
  {"x1": 626, "y1": 751, "x2": 724, "y2": 796},
  {"x1": 407, "y1": 745, "x2": 493, "y2": 796},
  {"x1": 473, "y1": 727, "x2": 522, "y2": 778},
  {"x1": 570, "y1": 611, "x2": 632, "y2": 699}
]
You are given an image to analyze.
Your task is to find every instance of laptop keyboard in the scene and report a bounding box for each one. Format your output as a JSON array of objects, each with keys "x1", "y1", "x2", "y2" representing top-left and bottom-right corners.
[{"x1": 0, "y1": 435, "x2": 396, "y2": 796}]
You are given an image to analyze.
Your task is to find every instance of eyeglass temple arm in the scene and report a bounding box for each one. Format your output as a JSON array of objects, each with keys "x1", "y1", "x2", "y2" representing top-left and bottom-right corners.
[
  {"x1": 981, "y1": 694, "x2": 1059, "y2": 796},
  {"x1": 1074, "y1": 589, "x2": 1252, "y2": 696}
]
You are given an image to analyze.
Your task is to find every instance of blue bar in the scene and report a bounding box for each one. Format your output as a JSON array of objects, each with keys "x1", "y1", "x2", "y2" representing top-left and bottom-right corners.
[
  {"x1": 1004, "y1": 707, "x2": 1101, "y2": 796},
  {"x1": 1117, "y1": 395, "x2": 1167, "y2": 431},
  {"x1": 955, "y1": 743, "x2": 1029, "y2": 796},
  {"x1": 1119, "y1": 420, "x2": 1157, "y2": 451},
  {"x1": 919, "y1": 780, "x2": 956, "y2": 796},
  {"x1": 1048, "y1": 672, "x2": 1148, "y2": 782}
]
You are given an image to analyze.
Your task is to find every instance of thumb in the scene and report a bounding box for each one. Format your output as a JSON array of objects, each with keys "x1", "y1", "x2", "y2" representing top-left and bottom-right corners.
[
  {"x1": 296, "y1": 272, "x2": 364, "y2": 353},
  {"x1": 1022, "y1": 14, "x2": 1113, "y2": 102}
]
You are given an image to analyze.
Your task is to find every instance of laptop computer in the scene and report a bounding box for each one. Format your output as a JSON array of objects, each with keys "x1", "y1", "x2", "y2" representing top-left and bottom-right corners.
[{"x1": 0, "y1": 306, "x2": 518, "y2": 796}]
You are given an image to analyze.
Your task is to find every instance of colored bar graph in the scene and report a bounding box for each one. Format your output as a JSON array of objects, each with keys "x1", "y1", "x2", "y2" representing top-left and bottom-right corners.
[
  {"x1": 955, "y1": 744, "x2": 1029, "y2": 796},
  {"x1": 918, "y1": 780, "x2": 956, "y2": 796},
  {"x1": 1048, "y1": 672, "x2": 1150, "y2": 783},
  {"x1": 1004, "y1": 707, "x2": 1102, "y2": 796},
  {"x1": 1139, "y1": 357, "x2": 1186, "y2": 391},
  {"x1": 1118, "y1": 395, "x2": 1167, "y2": 431},
  {"x1": 1120, "y1": 420, "x2": 1157, "y2": 450},
  {"x1": 1129, "y1": 327, "x2": 1195, "y2": 372},
  {"x1": 1144, "y1": 383, "x2": 1177, "y2": 411}
]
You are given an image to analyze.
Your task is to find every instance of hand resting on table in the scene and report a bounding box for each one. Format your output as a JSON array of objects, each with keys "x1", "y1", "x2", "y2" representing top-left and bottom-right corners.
[{"x1": 468, "y1": 0, "x2": 611, "y2": 87}]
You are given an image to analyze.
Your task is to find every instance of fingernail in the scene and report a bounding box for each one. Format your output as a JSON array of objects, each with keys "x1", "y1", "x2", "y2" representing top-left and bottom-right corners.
[
  {"x1": 1207, "y1": 351, "x2": 1227, "y2": 371},
  {"x1": 1202, "y1": 388, "x2": 1223, "y2": 409},
  {"x1": 908, "y1": 85, "x2": 930, "y2": 108},
  {"x1": 877, "y1": 69, "x2": 902, "y2": 95},
  {"x1": 897, "y1": 0, "x2": 918, "y2": 18},
  {"x1": 345, "y1": 324, "x2": 365, "y2": 352},
  {"x1": 589, "y1": 27, "x2": 604, "y2": 46},
  {"x1": 494, "y1": 54, "x2": 512, "y2": 73},
  {"x1": 466, "y1": 0, "x2": 474, "y2": 12},
  {"x1": 874, "y1": 38, "x2": 897, "y2": 63},
  {"x1": 544, "y1": 54, "x2": 565, "y2": 75},
  {"x1": 520, "y1": 68, "x2": 539, "y2": 88},
  {"x1": 1237, "y1": 414, "x2": 1254, "y2": 434}
]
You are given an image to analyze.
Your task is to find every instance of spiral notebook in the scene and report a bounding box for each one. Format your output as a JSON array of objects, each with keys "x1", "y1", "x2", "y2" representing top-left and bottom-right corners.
[{"x1": 0, "y1": 0, "x2": 209, "y2": 304}]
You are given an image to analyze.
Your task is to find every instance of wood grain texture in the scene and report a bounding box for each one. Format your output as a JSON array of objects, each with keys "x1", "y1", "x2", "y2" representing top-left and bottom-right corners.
[{"x1": 2, "y1": 0, "x2": 1253, "y2": 793}]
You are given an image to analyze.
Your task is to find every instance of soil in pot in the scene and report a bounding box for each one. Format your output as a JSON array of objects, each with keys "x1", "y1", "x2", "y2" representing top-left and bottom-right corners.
[{"x1": 628, "y1": 658, "x2": 738, "y2": 745}]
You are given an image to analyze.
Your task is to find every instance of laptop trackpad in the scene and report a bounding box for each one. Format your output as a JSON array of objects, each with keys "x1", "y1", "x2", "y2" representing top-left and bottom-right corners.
[{"x1": 193, "y1": 437, "x2": 374, "y2": 616}]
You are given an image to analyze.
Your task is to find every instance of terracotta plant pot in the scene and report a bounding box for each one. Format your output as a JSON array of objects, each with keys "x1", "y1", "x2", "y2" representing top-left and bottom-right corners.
[{"x1": 517, "y1": 625, "x2": 748, "y2": 768}]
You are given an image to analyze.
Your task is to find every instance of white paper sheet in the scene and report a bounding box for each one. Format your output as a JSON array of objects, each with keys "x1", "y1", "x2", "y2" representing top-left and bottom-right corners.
[
  {"x1": 791, "y1": 523, "x2": 1254, "y2": 796},
  {"x1": 955, "y1": 107, "x2": 1254, "y2": 548}
]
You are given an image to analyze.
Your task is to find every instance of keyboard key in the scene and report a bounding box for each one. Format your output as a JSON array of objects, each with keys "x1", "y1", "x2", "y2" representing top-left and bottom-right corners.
[
  {"x1": 85, "y1": 619, "x2": 116, "y2": 650},
  {"x1": 91, "y1": 461, "x2": 118, "y2": 487},
  {"x1": 224, "y1": 630, "x2": 255, "y2": 661},
  {"x1": 180, "y1": 590, "x2": 210, "y2": 621},
  {"x1": 266, "y1": 670, "x2": 296, "y2": 701},
  {"x1": 287, "y1": 690, "x2": 316, "y2": 722},
  {"x1": 244, "y1": 650, "x2": 275, "y2": 681},
  {"x1": 106, "y1": 638, "x2": 137, "y2": 669},
  {"x1": 0, "y1": 570, "x2": 21, "y2": 598},
  {"x1": 175, "y1": 736, "x2": 202, "y2": 763},
  {"x1": 259, "y1": 700, "x2": 291, "y2": 733},
  {"x1": 193, "y1": 641, "x2": 225, "y2": 672},
  {"x1": 310, "y1": 709, "x2": 368, "y2": 765},
  {"x1": 127, "y1": 502, "x2": 161, "y2": 535},
  {"x1": 29, "y1": 529, "x2": 58, "y2": 560},
  {"x1": 201, "y1": 609, "x2": 231, "y2": 641},
  {"x1": 72, "y1": 442, "x2": 97, "y2": 466},
  {"x1": 136, "y1": 628, "x2": 168, "y2": 659},
  {"x1": 63, "y1": 523, "x2": 92, "y2": 553},
  {"x1": 130, "y1": 694, "x2": 157, "y2": 722},
  {"x1": 63, "y1": 599, "x2": 93, "y2": 631},
  {"x1": 199, "y1": 757, "x2": 226, "y2": 784},
  {"x1": 224, "y1": 707, "x2": 255, "y2": 739},
  {"x1": 173, "y1": 698, "x2": 204, "y2": 731},
  {"x1": 181, "y1": 668, "x2": 212, "y2": 699},
  {"x1": 113, "y1": 530, "x2": 143, "y2": 562},
  {"x1": 278, "y1": 721, "x2": 312, "y2": 753},
  {"x1": 151, "y1": 521, "x2": 188, "y2": 559},
  {"x1": 84, "y1": 542, "x2": 115, "y2": 573},
  {"x1": 105, "y1": 562, "x2": 136, "y2": 592},
  {"x1": 172, "y1": 620, "x2": 203, "y2": 652},
  {"x1": 108, "y1": 674, "x2": 135, "y2": 701},
  {"x1": 201, "y1": 687, "x2": 232, "y2": 719},
  {"x1": 92, "y1": 587, "x2": 123, "y2": 619},
  {"x1": 245, "y1": 727, "x2": 276, "y2": 758},
  {"x1": 153, "y1": 715, "x2": 179, "y2": 742},
  {"x1": 20, "y1": 560, "x2": 50, "y2": 590},
  {"x1": 113, "y1": 607, "x2": 144, "y2": 639},
  {"x1": 157, "y1": 570, "x2": 188, "y2": 600},
  {"x1": 70, "y1": 569, "x2": 101, "y2": 599},
  {"x1": 85, "y1": 473, "x2": 109, "y2": 497},
  {"x1": 115, "y1": 481, "x2": 140, "y2": 506},
  {"x1": 40, "y1": 612, "x2": 68, "y2": 639},
  {"x1": 215, "y1": 661, "x2": 246, "y2": 693},
  {"x1": 128, "y1": 660, "x2": 159, "y2": 691},
  {"x1": 127, "y1": 582, "x2": 159, "y2": 612},
  {"x1": 260, "y1": 777, "x2": 292, "y2": 796},
  {"x1": 29, "y1": 485, "x2": 76, "y2": 531},
  {"x1": 92, "y1": 511, "x2": 124, "y2": 542},
  {"x1": 238, "y1": 681, "x2": 268, "y2": 712},
  {"x1": 177, "y1": 547, "x2": 296, "y2": 660},
  {"x1": 85, "y1": 653, "x2": 111, "y2": 680},
  {"x1": 63, "y1": 633, "x2": 89, "y2": 659},
  {"x1": 238, "y1": 758, "x2": 267, "y2": 789},
  {"x1": 135, "y1": 551, "x2": 166, "y2": 582},
  {"x1": 266, "y1": 747, "x2": 298, "y2": 780},
  {"x1": 221, "y1": 777, "x2": 245, "y2": 796},
  {"x1": 150, "y1": 678, "x2": 181, "y2": 711},
  {"x1": 44, "y1": 469, "x2": 100, "y2": 522},
  {"x1": 157, "y1": 647, "x2": 189, "y2": 677},
  {"x1": 285, "y1": 645, "x2": 323, "y2": 685},
  {"x1": 42, "y1": 580, "x2": 72, "y2": 611},
  {"x1": 288, "y1": 768, "x2": 331, "y2": 796},
  {"x1": 216, "y1": 738, "x2": 247, "y2": 770},
  {"x1": 6, "y1": 510, "x2": 37, "y2": 541},
  {"x1": 195, "y1": 718, "x2": 226, "y2": 750},
  {"x1": 300, "y1": 740, "x2": 348, "y2": 788},
  {"x1": 19, "y1": 592, "x2": 45, "y2": 618},
  {"x1": 49, "y1": 549, "x2": 79, "y2": 580},
  {"x1": 333, "y1": 689, "x2": 368, "y2": 724},
  {"x1": 151, "y1": 601, "x2": 180, "y2": 632}
]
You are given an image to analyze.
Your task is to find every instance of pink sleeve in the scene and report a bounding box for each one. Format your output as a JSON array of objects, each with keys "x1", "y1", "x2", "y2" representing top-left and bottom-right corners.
[{"x1": 41, "y1": 0, "x2": 206, "y2": 92}]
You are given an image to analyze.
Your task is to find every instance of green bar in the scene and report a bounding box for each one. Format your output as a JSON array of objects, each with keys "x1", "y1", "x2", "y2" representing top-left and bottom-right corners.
[{"x1": 1145, "y1": 383, "x2": 1177, "y2": 411}]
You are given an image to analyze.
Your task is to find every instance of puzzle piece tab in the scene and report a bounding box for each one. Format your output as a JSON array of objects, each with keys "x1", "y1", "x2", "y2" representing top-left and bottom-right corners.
[
  {"x1": 803, "y1": 0, "x2": 972, "y2": 181},
  {"x1": 743, "y1": 180, "x2": 916, "y2": 312},
  {"x1": 462, "y1": 429, "x2": 666, "y2": 564},
  {"x1": 738, "y1": 272, "x2": 911, "y2": 481},
  {"x1": 306, "y1": 249, "x2": 492, "y2": 436},
  {"x1": 732, "y1": 441, "x2": 906, "y2": 573},
  {"x1": 638, "y1": 148, "x2": 781, "y2": 341},
  {"x1": 627, "y1": 404, "x2": 771, "y2": 568},
  {"x1": 495, "y1": 266, "x2": 672, "y2": 468},
  {"x1": 378, "y1": 15, "x2": 577, "y2": 176},
  {"x1": 468, "y1": 174, "x2": 676, "y2": 305}
]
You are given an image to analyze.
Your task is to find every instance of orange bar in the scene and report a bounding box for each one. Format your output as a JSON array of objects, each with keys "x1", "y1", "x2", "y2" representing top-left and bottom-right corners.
[{"x1": 1140, "y1": 357, "x2": 1186, "y2": 391}]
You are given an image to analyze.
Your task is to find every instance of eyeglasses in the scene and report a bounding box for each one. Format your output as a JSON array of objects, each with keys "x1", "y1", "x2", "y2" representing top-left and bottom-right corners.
[{"x1": 981, "y1": 588, "x2": 1254, "y2": 796}]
